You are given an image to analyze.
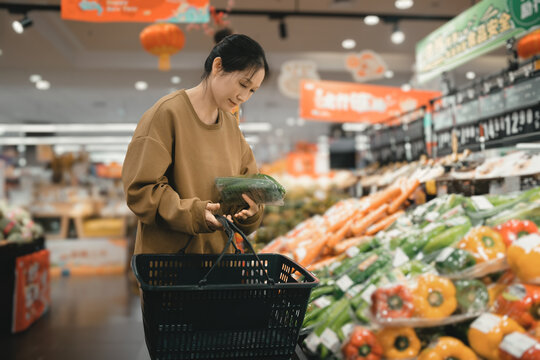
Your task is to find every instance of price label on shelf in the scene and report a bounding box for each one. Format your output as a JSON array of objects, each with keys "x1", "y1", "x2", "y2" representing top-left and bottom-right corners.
[
  {"x1": 436, "y1": 247, "x2": 455, "y2": 262},
  {"x1": 392, "y1": 248, "x2": 409, "y2": 267},
  {"x1": 341, "y1": 323, "x2": 355, "y2": 339},
  {"x1": 471, "y1": 313, "x2": 501, "y2": 334},
  {"x1": 305, "y1": 332, "x2": 321, "y2": 353},
  {"x1": 313, "y1": 296, "x2": 332, "y2": 309},
  {"x1": 337, "y1": 275, "x2": 354, "y2": 292},
  {"x1": 514, "y1": 234, "x2": 540, "y2": 253},
  {"x1": 346, "y1": 284, "x2": 363, "y2": 299},
  {"x1": 500, "y1": 332, "x2": 538, "y2": 358},
  {"x1": 471, "y1": 196, "x2": 494, "y2": 210},
  {"x1": 320, "y1": 328, "x2": 341, "y2": 354}
]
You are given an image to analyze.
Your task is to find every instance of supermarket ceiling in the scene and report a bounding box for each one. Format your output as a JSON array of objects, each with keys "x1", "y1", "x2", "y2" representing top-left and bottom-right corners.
[{"x1": 0, "y1": 0, "x2": 508, "y2": 147}]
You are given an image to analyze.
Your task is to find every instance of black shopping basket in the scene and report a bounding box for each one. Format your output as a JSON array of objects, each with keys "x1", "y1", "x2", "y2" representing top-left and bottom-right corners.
[{"x1": 132, "y1": 215, "x2": 319, "y2": 360}]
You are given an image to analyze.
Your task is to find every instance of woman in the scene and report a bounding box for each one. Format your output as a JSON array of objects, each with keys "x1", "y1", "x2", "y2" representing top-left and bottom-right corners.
[{"x1": 122, "y1": 34, "x2": 268, "y2": 255}]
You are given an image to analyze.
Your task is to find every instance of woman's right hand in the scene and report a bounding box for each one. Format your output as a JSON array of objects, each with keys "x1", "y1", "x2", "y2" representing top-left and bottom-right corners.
[{"x1": 205, "y1": 202, "x2": 222, "y2": 231}]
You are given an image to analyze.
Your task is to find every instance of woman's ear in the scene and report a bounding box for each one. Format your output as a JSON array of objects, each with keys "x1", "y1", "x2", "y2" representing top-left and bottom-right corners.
[{"x1": 212, "y1": 57, "x2": 223, "y2": 75}]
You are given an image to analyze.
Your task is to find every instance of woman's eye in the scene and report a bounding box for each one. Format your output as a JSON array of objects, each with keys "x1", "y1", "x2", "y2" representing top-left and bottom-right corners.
[{"x1": 240, "y1": 83, "x2": 247, "y2": 88}]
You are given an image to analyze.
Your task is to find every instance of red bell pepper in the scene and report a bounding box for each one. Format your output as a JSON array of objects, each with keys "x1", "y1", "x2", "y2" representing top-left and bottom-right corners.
[
  {"x1": 499, "y1": 332, "x2": 540, "y2": 360},
  {"x1": 494, "y1": 283, "x2": 540, "y2": 329},
  {"x1": 371, "y1": 284, "x2": 414, "y2": 320},
  {"x1": 494, "y1": 219, "x2": 539, "y2": 247},
  {"x1": 342, "y1": 327, "x2": 383, "y2": 360}
]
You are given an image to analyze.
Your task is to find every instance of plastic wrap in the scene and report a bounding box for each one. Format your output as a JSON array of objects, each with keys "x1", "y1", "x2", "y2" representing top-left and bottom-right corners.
[{"x1": 215, "y1": 174, "x2": 286, "y2": 206}]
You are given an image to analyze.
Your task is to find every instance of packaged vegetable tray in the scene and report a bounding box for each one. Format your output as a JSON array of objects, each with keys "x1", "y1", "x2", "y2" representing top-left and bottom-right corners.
[{"x1": 215, "y1": 174, "x2": 286, "y2": 206}]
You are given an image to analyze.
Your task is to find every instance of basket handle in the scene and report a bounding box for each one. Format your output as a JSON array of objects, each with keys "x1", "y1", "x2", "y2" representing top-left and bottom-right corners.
[{"x1": 198, "y1": 215, "x2": 275, "y2": 286}]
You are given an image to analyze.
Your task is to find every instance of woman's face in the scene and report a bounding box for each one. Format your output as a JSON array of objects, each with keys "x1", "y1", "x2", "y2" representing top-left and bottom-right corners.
[{"x1": 210, "y1": 58, "x2": 265, "y2": 112}]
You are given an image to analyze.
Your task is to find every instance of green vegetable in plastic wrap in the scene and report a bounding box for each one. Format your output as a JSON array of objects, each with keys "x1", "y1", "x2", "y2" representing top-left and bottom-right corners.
[{"x1": 215, "y1": 174, "x2": 286, "y2": 206}]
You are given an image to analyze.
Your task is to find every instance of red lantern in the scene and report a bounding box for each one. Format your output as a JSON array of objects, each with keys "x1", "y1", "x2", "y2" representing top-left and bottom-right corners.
[
  {"x1": 517, "y1": 29, "x2": 540, "y2": 59},
  {"x1": 140, "y1": 23, "x2": 185, "y2": 71}
]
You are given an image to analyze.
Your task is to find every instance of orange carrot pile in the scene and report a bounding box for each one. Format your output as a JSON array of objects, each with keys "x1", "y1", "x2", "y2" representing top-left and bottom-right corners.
[{"x1": 259, "y1": 177, "x2": 421, "y2": 268}]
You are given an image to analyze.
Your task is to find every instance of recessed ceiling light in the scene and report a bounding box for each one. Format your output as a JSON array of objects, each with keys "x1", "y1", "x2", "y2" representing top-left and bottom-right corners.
[
  {"x1": 29, "y1": 74, "x2": 41, "y2": 83},
  {"x1": 135, "y1": 81, "x2": 148, "y2": 91},
  {"x1": 384, "y1": 70, "x2": 394, "y2": 78},
  {"x1": 391, "y1": 29, "x2": 405, "y2": 44},
  {"x1": 12, "y1": 17, "x2": 32, "y2": 34},
  {"x1": 171, "y1": 76, "x2": 181, "y2": 84},
  {"x1": 36, "y1": 80, "x2": 50, "y2": 90},
  {"x1": 466, "y1": 71, "x2": 476, "y2": 80},
  {"x1": 342, "y1": 39, "x2": 356, "y2": 50},
  {"x1": 395, "y1": 0, "x2": 414, "y2": 10},
  {"x1": 364, "y1": 15, "x2": 380, "y2": 26},
  {"x1": 0, "y1": 49, "x2": 3, "y2": 56},
  {"x1": 401, "y1": 83, "x2": 412, "y2": 92}
]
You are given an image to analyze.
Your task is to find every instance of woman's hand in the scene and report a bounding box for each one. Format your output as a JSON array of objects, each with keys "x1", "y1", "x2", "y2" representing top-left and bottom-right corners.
[
  {"x1": 205, "y1": 202, "x2": 222, "y2": 231},
  {"x1": 233, "y1": 194, "x2": 258, "y2": 221}
]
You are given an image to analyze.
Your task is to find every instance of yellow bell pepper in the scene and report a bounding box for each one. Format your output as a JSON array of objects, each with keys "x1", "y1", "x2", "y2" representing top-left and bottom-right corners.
[
  {"x1": 413, "y1": 274, "x2": 457, "y2": 318},
  {"x1": 457, "y1": 226, "x2": 506, "y2": 263},
  {"x1": 507, "y1": 235, "x2": 540, "y2": 282},
  {"x1": 418, "y1": 337, "x2": 477, "y2": 360},
  {"x1": 468, "y1": 313, "x2": 525, "y2": 360},
  {"x1": 488, "y1": 283, "x2": 507, "y2": 307},
  {"x1": 376, "y1": 327, "x2": 420, "y2": 359}
]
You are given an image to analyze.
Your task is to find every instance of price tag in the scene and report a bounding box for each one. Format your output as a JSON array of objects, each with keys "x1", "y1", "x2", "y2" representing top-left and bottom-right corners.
[
  {"x1": 313, "y1": 296, "x2": 332, "y2": 309},
  {"x1": 471, "y1": 196, "x2": 494, "y2": 210},
  {"x1": 361, "y1": 284, "x2": 377, "y2": 305},
  {"x1": 320, "y1": 328, "x2": 341, "y2": 354},
  {"x1": 471, "y1": 313, "x2": 501, "y2": 334},
  {"x1": 346, "y1": 246, "x2": 360, "y2": 258},
  {"x1": 305, "y1": 332, "x2": 321, "y2": 353},
  {"x1": 514, "y1": 234, "x2": 540, "y2": 253},
  {"x1": 392, "y1": 248, "x2": 409, "y2": 267},
  {"x1": 436, "y1": 247, "x2": 455, "y2": 262},
  {"x1": 341, "y1": 323, "x2": 355, "y2": 339},
  {"x1": 329, "y1": 261, "x2": 342, "y2": 272},
  {"x1": 441, "y1": 205, "x2": 464, "y2": 219},
  {"x1": 337, "y1": 275, "x2": 354, "y2": 292},
  {"x1": 425, "y1": 211, "x2": 439, "y2": 222},
  {"x1": 445, "y1": 216, "x2": 468, "y2": 227},
  {"x1": 346, "y1": 284, "x2": 363, "y2": 299},
  {"x1": 499, "y1": 332, "x2": 538, "y2": 358}
]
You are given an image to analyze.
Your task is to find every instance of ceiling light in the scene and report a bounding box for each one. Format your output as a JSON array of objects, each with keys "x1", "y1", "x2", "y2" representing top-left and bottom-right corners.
[
  {"x1": 12, "y1": 16, "x2": 32, "y2": 34},
  {"x1": 171, "y1": 76, "x2": 181, "y2": 84},
  {"x1": 395, "y1": 0, "x2": 414, "y2": 10},
  {"x1": 384, "y1": 70, "x2": 394, "y2": 78},
  {"x1": 364, "y1": 15, "x2": 380, "y2": 26},
  {"x1": 36, "y1": 80, "x2": 50, "y2": 90},
  {"x1": 239, "y1": 122, "x2": 272, "y2": 132},
  {"x1": 135, "y1": 81, "x2": 148, "y2": 91},
  {"x1": 391, "y1": 23, "x2": 405, "y2": 44},
  {"x1": 29, "y1": 74, "x2": 41, "y2": 83},
  {"x1": 401, "y1": 83, "x2": 412, "y2": 92},
  {"x1": 0, "y1": 49, "x2": 3, "y2": 56},
  {"x1": 342, "y1": 39, "x2": 356, "y2": 50},
  {"x1": 466, "y1": 71, "x2": 476, "y2": 80}
]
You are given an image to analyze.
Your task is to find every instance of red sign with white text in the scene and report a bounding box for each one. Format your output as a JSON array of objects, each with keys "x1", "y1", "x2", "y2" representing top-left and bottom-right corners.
[{"x1": 300, "y1": 80, "x2": 440, "y2": 123}]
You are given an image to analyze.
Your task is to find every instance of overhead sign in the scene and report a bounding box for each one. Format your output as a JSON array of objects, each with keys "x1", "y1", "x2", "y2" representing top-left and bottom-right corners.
[
  {"x1": 345, "y1": 50, "x2": 388, "y2": 83},
  {"x1": 61, "y1": 0, "x2": 210, "y2": 23},
  {"x1": 416, "y1": 0, "x2": 540, "y2": 83},
  {"x1": 300, "y1": 80, "x2": 440, "y2": 123}
]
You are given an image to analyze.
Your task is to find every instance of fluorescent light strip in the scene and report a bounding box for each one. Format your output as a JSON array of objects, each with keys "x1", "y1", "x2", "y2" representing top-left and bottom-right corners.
[
  {"x1": 343, "y1": 123, "x2": 369, "y2": 132},
  {"x1": 0, "y1": 123, "x2": 137, "y2": 133},
  {"x1": 239, "y1": 122, "x2": 272, "y2": 132},
  {"x1": 0, "y1": 136, "x2": 132, "y2": 145}
]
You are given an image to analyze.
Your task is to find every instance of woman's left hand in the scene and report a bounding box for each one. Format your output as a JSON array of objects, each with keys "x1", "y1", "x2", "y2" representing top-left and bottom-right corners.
[{"x1": 232, "y1": 194, "x2": 259, "y2": 221}]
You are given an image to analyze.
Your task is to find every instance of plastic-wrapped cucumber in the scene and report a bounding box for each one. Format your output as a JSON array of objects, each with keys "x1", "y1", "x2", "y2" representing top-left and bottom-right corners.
[{"x1": 215, "y1": 174, "x2": 286, "y2": 206}]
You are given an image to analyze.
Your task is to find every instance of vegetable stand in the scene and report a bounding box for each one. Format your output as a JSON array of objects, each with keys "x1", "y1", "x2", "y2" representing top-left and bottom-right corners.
[{"x1": 132, "y1": 216, "x2": 318, "y2": 360}]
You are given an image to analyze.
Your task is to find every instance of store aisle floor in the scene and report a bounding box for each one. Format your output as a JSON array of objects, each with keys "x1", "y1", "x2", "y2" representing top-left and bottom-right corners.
[{"x1": 1, "y1": 274, "x2": 151, "y2": 360}]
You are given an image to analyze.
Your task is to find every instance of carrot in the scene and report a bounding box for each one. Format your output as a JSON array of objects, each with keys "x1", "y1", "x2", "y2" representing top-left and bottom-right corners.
[
  {"x1": 307, "y1": 255, "x2": 343, "y2": 272},
  {"x1": 326, "y1": 218, "x2": 355, "y2": 250},
  {"x1": 365, "y1": 210, "x2": 405, "y2": 236},
  {"x1": 365, "y1": 186, "x2": 402, "y2": 212},
  {"x1": 295, "y1": 234, "x2": 329, "y2": 267},
  {"x1": 351, "y1": 203, "x2": 389, "y2": 236},
  {"x1": 333, "y1": 236, "x2": 372, "y2": 255},
  {"x1": 388, "y1": 178, "x2": 420, "y2": 214},
  {"x1": 326, "y1": 208, "x2": 359, "y2": 233},
  {"x1": 260, "y1": 237, "x2": 284, "y2": 253}
]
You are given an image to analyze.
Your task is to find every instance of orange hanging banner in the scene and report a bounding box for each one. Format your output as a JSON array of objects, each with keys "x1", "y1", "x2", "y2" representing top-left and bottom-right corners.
[
  {"x1": 300, "y1": 80, "x2": 440, "y2": 124},
  {"x1": 61, "y1": 0, "x2": 210, "y2": 23}
]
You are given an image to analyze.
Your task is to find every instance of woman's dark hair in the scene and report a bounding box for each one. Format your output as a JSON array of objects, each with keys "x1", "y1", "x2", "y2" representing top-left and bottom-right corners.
[{"x1": 203, "y1": 34, "x2": 269, "y2": 81}]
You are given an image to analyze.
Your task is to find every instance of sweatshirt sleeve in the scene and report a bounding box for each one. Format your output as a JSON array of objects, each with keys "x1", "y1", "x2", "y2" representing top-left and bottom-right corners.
[
  {"x1": 122, "y1": 135, "x2": 212, "y2": 235},
  {"x1": 232, "y1": 135, "x2": 264, "y2": 235}
]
